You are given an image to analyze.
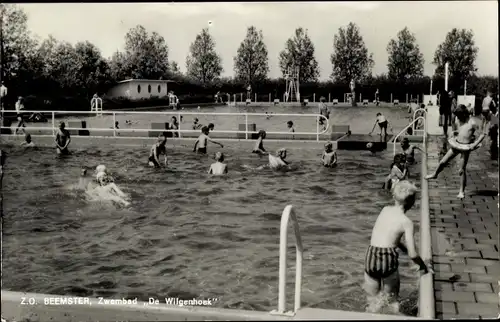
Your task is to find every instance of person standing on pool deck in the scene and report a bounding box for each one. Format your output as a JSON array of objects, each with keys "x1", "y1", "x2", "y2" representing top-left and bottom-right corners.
[
  {"x1": 318, "y1": 97, "x2": 330, "y2": 130},
  {"x1": 439, "y1": 89, "x2": 454, "y2": 137},
  {"x1": 55, "y1": 122, "x2": 71, "y2": 155},
  {"x1": 148, "y1": 133, "x2": 168, "y2": 167},
  {"x1": 15, "y1": 96, "x2": 26, "y2": 135},
  {"x1": 193, "y1": 126, "x2": 223, "y2": 154},
  {"x1": 426, "y1": 104, "x2": 488, "y2": 199},
  {"x1": 208, "y1": 152, "x2": 228, "y2": 175},
  {"x1": 364, "y1": 180, "x2": 431, "y2": 314},
  {"x1": 369, "y1": 113, "x2": 393, "y2": 137}
]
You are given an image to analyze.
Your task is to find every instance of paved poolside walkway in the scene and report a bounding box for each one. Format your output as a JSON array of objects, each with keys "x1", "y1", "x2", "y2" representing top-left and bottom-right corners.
[{"x1": 427, "y1": 136, "x2": 499, "y2": 319}]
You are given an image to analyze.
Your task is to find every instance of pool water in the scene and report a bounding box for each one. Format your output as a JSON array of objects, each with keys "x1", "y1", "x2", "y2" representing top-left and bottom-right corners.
[{"x1": 1, "y1": 134, "x2": 423, "y2": 315}]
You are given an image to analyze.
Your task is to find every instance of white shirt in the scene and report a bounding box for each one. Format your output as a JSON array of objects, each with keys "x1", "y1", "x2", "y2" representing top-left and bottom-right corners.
[
  {"x1": 0, "y1": 85, "x2": 7, "y2": 98},
  {"x1": 377, "y1": 115, "x2": 387, "y2": 123}
]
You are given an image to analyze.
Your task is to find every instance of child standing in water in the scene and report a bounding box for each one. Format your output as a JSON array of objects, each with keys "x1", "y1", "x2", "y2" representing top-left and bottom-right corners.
[
  {"x1": 20, "y1": 134, "x2": 35, "y2": 148},
  {"x1": 208, "y1": 152, "x2": 228, "y2": 175},
  {"x1": 321, "y1": 142, "x2": 337, "y2": 167},
  {"x1": 287, "y1": 121, "x2": 295, "y2": 139},
  {"x1": 364, "y1": 180, "x2": 431, "y2": 314},
  {"x1": 369, "y1": 113, "x2": 393, "y2": 137},
  {"x1": 252, "y1": 130, "x2": 267, "y2": 155},
  {"x1": 193, "y1": 126, "x2": 223, "y2": 154},
  {"x1": 384, "y1": 154, "x2": 408, "y2": 191},
  {"x1": 425, "y1": 104, "x2": 488, "y2": 199},
  {"x1": 400, "y1": 138, "x2": 423, "y2": 165},
  {"x1": 148, "y1": 133, "x2": 168, "y2": 167}
]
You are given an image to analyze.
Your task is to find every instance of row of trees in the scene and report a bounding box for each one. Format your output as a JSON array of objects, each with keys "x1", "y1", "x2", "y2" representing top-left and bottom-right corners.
[{"x1": 0, "y1": 4, "x2": 496, "y2": 108}]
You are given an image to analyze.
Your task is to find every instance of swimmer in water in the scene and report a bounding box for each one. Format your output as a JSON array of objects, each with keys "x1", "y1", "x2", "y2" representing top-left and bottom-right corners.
[
  {"x1": 369, "y1": 113, "x2": 393, "y2": 137},
  {"x1": 400, "y1": 138, "x2": 423, "y2": 165},
  {"x1": 383, "y1": 154, "x2": 408, "y2": 191},
  {"x1": 55, "y1": 122, "x2": 71, "y2": 155},
  {"x1": 193, "y1": 126, "x2": 223, "y2": 154},
  {"x1": 252, "y1": 130, "x2": 267, "y2": 155},
  {"x1": 20, "y1": 133, "x2": 35, "y2": 148},
  {"x1": 425, "y1": 104, "x2": 488, "y2": 199},
  {"x1": 321, "y1": 142, "x2": 337, "y2": 167},
  {"x1": 94, "y1": 165, "x2": 129, "y2": 205},
  {"x1": 148, "y1": 133, "x2": 168, "y2": 167},
  {"x1": 78, "y1": 168, "x2": 91, "y2": 190},
  {"x1": 287, "y1": 121, "x2": 295, "y2": 139},
  {"x1": 269, "y1": 148, "x2": 289, "y2": 170},
  {"x1": 364, "y1": 180, "x2": 431, "y2": 314},
  {"x1": 208, "y1": 152, "x2": 228, "y2": 175}
]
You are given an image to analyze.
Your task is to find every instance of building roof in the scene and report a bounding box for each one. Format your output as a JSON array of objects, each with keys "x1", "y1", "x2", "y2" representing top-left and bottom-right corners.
[{"x1": 118, "y1": 79, "x2": 175, "y2": 84}]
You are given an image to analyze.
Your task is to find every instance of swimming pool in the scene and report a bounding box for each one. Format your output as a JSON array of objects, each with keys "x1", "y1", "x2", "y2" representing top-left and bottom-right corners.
[{"x1": 1, "y1": 123, "x2": 423, "y2": 316}]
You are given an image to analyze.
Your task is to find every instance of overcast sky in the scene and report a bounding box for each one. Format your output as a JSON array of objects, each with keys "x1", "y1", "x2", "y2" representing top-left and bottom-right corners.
[{"x1": 19, "y1": 1, "x2": 498, "y2": 80}]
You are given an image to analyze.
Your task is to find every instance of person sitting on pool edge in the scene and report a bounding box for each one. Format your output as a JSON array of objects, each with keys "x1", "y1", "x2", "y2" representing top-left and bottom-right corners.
[
  {"x1": 148, "y1": 133, "x2": 168, "y2": 168},
  {"x1": 269, "y1": 148, "x2": 289, "y2": 170},
  {"x1": 400, "y1": 138, "x2": 423, "y2": 165},
  {"x1": 208, "y1": 152, "x2": 228, "y2": 175},
  {"x1": 369, "y1": 113, "x2": 393, "y2": 137},
  {"x1": 425, "y1": 104, "x2": 488, "y2": 199},
  {"x1": 21, "y1": 133, "x2": 35, "y2": 148},
  {"x1": 55, "y1": 122, "x2": 71, "y2": 155},
  {"x1": 364, "y1": 180, "x2": 431, "y2": 314},
  {"x1": 193, "y1": 126, "x2": 223, "y2": 154},
  {"x1": 252, "y1": 130, "x2": 267, "y2": 155},
  {"x1": 321, "y1": 142, "x2": 337, "y2": 167}
]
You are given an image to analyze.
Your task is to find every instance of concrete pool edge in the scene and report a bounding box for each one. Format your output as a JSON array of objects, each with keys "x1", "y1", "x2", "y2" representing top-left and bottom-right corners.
[
  {"x1": 0, "y1": 291, "x2": 422, "y2": 321},
  {"x1": 418, "y1": 134, "x2": 435, "y2": 319}
]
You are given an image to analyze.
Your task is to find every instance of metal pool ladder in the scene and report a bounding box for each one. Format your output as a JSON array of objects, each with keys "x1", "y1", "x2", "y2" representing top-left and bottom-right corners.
[{"x1": 270, "y1": 205, "x2": 304, "y2": 317}]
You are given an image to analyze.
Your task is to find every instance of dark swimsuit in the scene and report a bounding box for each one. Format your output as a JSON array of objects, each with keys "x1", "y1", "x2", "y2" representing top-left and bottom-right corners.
[
  {"x1": 378, "y1": 121, "x2": 388, "y2": 129},
  {"x1": 148, "y1": 145, "x2": 165, "y2": 167},
  {"x1": 197, "y1": 147, "x2": 207, "y2": 154},
  {"x1": 364, "y1": 246, "x2": 399, "y2": 279}
]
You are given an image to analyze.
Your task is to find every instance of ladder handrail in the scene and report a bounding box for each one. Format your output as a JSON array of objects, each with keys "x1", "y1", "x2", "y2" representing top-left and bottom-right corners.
[
  {"x1": 270, "y1": 205, "x2": 303, "y2": 316},
  {"x1": 392, "y1": 116, "x2": 426, "y2": 156}
]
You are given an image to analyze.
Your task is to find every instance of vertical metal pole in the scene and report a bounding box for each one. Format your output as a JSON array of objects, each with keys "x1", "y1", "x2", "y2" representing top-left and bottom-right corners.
[
  {"x1": 52, "y1": 112, "x2": 55, "y2": 137},
  {"x1": 406, "y1": 93, "x2": 409, "y2": 103},
  {"x1": 390, "y1": 93, "x2": 393, "y2": 103},
  {"x1": 255, "y1": 93, "x2": 257, "y2": 103},
  {"x1": 464, "y1": 80, "x2": 467, "y2": 95},
  {"x1": 328, "y1": 93, "x2": 331, "y2": 103},
  {"x1": 113, "y1": 112, "x2": 116, "y2": 137},
  {"x1": 233, "y1": 94, "x2": 236, "y2": 105},
  {"x1": 240, "y1": 93, "x2": 242, "y2": 102},
  {"x1": 269, "y1": 93, "x2": 271, "y2": 103},
  {"x1": 245, "y1": 113, "x2": 248, "y2": 140},
  {"x1": 178, "y1": 112, "x2": 181, "y2": 138},
  {"x1": 430, "y1": 80, "x2": 433, "y2": 96},
  {"x1": 313, "y1": 93, "x2": 316, "y2": 103}
]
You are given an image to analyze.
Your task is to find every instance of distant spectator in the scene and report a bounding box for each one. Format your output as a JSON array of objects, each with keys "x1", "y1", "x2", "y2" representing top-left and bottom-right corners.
[
  {"x1": 170, "y1": 116, "x2": 179, "y2": 137},
  {"x1": 0, "y1": 81, "x2": 7, "y2": 109},
  {"x1": 15, "y1": 96, "x2": 26, "y2": 135}
]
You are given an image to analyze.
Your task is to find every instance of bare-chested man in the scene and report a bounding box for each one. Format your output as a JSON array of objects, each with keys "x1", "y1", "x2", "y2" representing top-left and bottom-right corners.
[
  {"x1": 363, "y1": 180, "x2": 431, "y2": 314},
  {"x1": 55, "y1": 122, "x2": 71, "y2": 155}
]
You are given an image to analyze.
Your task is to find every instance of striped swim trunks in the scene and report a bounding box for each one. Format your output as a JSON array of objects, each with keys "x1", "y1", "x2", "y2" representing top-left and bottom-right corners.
[{"x1": 364, "y1": 245, "x2": 399, "y2": 279}]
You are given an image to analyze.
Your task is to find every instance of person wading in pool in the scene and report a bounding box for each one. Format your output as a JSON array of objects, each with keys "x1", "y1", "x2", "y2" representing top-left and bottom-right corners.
[
  {"x1": 364, "y1": 180, "x2": 432, "y2": 314},
  {"x1": 193, "y1": 126, "x2": 223, "y2": 154},
  {"x1": 55, "y1": 122, "x2": 71, "y2": 155},
  {"x1": 318, "y1": 97, "x2": 330, "y2": 131},
  {"x1": 148, "y1": 133, "x2": 168, "y2": 167}
]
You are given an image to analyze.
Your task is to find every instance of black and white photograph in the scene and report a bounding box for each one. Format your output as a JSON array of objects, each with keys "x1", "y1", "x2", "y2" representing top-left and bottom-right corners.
[{"x1": 0, "y1": 1, "x2": 498, "y2": 321}]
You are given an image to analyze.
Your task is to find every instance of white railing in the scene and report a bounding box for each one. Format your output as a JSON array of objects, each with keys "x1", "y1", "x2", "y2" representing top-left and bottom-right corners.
[
  {"x1": 392, "y1": 116, "x2": 427, "y2": 157},
  {"x1": 270, "y1": 205, "x2": 303, "y2": 317},
  {"x1": 0, "y1": 110, "x2": 330, "y2": 141}
]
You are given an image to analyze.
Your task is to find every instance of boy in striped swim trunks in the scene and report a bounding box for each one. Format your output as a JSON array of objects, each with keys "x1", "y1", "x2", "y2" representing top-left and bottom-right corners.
[{"x1": 363, "y1": 180, "x2": 432, "y2": 313}]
